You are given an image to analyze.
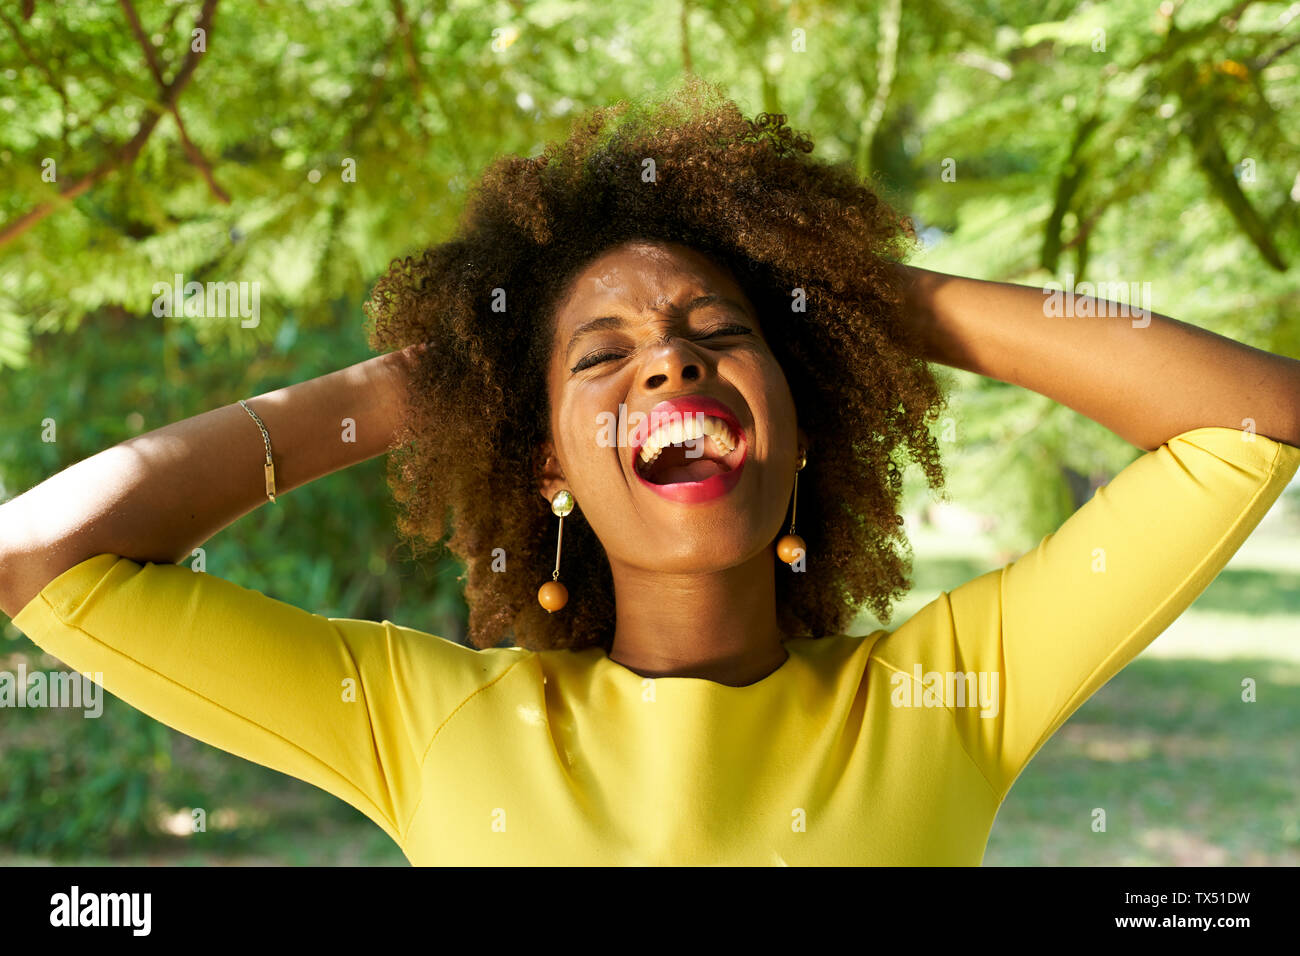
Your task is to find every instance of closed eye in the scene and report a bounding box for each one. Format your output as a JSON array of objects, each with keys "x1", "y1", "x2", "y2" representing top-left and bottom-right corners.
[
  {"x1": 568, "y1": 323, "x2": 753, "y2": 374},
  {"x1": 701, "y1": 322, "x2": 753, "y2": 339}
]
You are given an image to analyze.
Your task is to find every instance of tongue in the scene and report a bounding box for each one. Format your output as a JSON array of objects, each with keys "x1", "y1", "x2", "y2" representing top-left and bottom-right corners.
[{"x1": 652, "y1": 457, "x2": 727, "y2": 484}]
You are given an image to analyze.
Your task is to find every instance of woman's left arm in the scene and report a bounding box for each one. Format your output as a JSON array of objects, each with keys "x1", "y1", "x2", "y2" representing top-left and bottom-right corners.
[{"x1": 892, "y1": 264, "x2": 1300, "y2": 450}]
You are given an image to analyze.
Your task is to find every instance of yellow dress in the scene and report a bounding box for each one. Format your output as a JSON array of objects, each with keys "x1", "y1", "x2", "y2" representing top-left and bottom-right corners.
[{"x1": 12, "y1": 426, "x2": 1299, "y2": 864}]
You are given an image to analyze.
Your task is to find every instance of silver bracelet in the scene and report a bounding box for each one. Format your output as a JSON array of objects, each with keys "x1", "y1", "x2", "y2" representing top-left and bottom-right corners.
[{"x1": 238, "y1": 399, "x2": 278, "y2": 503}]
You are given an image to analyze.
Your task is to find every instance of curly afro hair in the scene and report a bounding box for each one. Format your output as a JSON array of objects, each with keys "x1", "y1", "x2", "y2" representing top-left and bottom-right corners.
[{"x1": 364, "y1": 74, "x2": 949, "y2": 652}]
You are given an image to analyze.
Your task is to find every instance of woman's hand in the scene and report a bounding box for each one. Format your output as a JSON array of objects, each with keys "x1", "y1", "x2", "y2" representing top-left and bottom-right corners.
[{"x1": 0, "y1": 348, "x2": 416, "y2": 618}]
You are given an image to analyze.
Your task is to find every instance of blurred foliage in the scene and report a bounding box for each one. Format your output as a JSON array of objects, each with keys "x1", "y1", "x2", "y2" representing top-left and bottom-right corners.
[
  {"x1": 1, "y1": 0, "x2": 1298, "y2": 857},
  {"x1": 0, "y1": 686, "x2": 172, "y2": 857}
]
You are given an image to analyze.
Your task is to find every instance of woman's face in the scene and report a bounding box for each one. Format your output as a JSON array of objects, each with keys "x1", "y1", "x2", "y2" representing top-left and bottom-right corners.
[{"x1": 541, "y1": 239, "x2": 805, "y2": 573}]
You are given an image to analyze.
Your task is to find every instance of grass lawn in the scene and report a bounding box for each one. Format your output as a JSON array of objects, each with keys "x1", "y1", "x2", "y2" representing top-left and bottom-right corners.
[{"x1": 868, "y1": 506, "x2": 1300, "y2": 867}]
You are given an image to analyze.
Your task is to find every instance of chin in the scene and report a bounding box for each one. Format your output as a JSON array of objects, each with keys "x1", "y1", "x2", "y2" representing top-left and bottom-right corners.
[{"x1": 632, "y1": 527, "x2": 777, "y2": 574}]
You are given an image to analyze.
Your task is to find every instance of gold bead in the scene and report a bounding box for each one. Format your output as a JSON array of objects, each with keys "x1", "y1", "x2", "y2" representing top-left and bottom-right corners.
[
  {"x1": 776, "y1": 534, "x2": 806, "y2": 564},
  {"x1": 538, "y1": 580, "x2": 568, "y2": 612}
]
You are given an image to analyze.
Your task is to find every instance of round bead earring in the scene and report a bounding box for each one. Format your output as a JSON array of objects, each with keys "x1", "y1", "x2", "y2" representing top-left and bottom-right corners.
[
  {"x1": 538, "y1": 489, "x2": 575, "y2": 612},
  {"x1": 776, "y1": 447, "x2": 807, "y2": 565}
]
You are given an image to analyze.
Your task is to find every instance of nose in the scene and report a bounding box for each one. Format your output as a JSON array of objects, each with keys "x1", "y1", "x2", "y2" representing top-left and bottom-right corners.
[{"x1": 641, "y1": 338, "x2": 705, "y2": 390}]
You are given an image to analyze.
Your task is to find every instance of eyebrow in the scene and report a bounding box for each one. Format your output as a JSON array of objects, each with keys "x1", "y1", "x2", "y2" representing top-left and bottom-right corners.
[{"x1": 565, "y1": 294, "x2": 752, "y2": 361}]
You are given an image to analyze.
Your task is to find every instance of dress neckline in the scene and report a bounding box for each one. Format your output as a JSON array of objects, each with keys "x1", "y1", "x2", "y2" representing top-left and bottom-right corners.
[
  {"x1": 549, "y1": 635, "x2": 864, "y2": 691},
  {"x1": 596, "y1": 643, "x2": 795, "y2": 689}
]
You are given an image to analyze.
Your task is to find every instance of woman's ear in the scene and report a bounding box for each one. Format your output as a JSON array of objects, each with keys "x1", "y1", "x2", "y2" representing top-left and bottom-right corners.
[
  {"x1": 796, "y1": 426, "x2": 810, "y2": 460},
  {"x1": 535, "y1": 440, "x2": 568, "y2": 505}
]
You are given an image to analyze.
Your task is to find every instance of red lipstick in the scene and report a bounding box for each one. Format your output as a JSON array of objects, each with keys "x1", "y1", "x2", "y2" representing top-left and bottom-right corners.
[{"x1": 629, "y1": 396, "x2": 748, "y2": 503}]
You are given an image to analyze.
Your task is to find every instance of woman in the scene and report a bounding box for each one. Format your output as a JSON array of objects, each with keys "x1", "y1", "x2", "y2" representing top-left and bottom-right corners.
[{"x1": 3, "y1": 77, "x2": 1298, "y2": 865}]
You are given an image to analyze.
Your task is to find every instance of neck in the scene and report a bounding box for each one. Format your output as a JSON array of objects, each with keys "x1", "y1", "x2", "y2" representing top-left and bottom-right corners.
[{"x1": 606, "y1": 548, "x2": 789, "y2": 686}]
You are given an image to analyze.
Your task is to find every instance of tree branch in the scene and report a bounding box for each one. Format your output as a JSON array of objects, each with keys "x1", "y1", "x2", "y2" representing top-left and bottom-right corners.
[
  {"x1": 1252, "y1": 33, "x2": 1300, "y2": 71},
  {"x1": 390, "y1": 0, "x2": 422, "y2": 102},
  {"x1": 1175, "y1": 56, "x2": 1287, "y2": 271},
  {"x1": 0, "y1": 0, "x2": 221, "y2": 247},
  {"x1": 119, "y1": 0, "x2": 229, "y2": 203},
  {"x1": 390, "y1": 0, "x2": 440, "y2": 154},
  {"x1": 1040, "y1": 113, "x2": 1101, "y2": 272},
  {"x1": 856, "y1": 0, "x2": 901, "y2": 180},
  {"x1": 680, "y1": 0, "x2": 693, "y2": 74}
]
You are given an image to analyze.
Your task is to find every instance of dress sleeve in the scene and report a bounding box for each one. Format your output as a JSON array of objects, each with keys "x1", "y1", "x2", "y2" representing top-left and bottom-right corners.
[
  {"x1": 873, "y1": 425, "x2": 1300, "y2": 798},
  {"x1": 9, "y1": 554, "x2": 529, "y2": 845}
]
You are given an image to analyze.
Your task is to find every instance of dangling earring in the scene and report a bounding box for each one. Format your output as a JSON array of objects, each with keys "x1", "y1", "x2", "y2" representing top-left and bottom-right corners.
[
  {"x1": 776, "y1": 448, "x2": 807, "y2": 565},
  {"x1": 538, "y1": 490, "x2": 575, "y2": 612}
]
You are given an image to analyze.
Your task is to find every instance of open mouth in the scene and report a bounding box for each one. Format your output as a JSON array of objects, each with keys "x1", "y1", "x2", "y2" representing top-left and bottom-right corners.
[
  {"x1": 634, "y1": 416, "x2": 742, "y2": 484},
  {"x1": 628, "y1": 397, "x2": 749, "y2": 502}
]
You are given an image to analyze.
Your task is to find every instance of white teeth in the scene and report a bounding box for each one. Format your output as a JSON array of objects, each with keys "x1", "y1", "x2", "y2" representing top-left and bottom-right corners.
[{"x1": 638, "y1": 415, "x2": 737, "y2": 467}]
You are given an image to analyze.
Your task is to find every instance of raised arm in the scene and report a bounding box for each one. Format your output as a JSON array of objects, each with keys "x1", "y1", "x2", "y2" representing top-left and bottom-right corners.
[
  {"x1": 0, "y1": 347, "x2": 416, "y2": 617},
  {"x1": 0, "y1": 342, "x2": 517, "y2": 850},
  {"x1": 893, "y1": 263, "x2": 1300, "y2": 450},
  {"x1": 878, "y1": 263, "x2": 1300, "y2": 796}
]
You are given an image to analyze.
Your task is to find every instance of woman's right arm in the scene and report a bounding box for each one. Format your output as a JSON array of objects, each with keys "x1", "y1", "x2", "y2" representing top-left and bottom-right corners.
[
  {"x1": 0, "y1": 346, "x2": 417, "y2": 618},
  {"x1": 2, "y1": 342, "x2": 532, "y2": 851}
]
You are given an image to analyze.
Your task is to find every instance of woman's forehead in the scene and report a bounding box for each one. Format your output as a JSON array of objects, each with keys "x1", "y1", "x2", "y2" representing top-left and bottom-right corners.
[{"x1": 557, "y1": 241, "x2": 741, "y2": 318}]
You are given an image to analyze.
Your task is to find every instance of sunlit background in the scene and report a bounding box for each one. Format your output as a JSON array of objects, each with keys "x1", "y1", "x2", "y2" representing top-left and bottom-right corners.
[{"x1": 2, "y1": 0, "x2": 1298, "y2": 865}]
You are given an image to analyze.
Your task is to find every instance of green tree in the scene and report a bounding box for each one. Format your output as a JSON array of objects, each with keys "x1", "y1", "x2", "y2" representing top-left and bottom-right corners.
[{"x1": 2, "y1": 0, "x2": 1296, "y2": 857}]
